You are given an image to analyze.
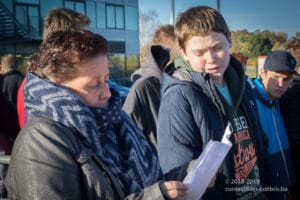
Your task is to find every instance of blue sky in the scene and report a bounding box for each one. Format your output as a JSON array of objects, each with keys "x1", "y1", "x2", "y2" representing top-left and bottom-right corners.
[{"x1": 139, "y1": 0, "x2": 300, "y2": 38}]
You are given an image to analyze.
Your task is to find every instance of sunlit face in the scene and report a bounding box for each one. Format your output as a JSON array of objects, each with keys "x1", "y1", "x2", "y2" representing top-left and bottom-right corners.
[
  {"x1": 179, "y1": 32, "x2": 231, "y2": 86},
  {"x1": 260, "y1": 69, "x2": 293, "y2": 99},
  {"x1": 60, "y1": 55, "x2": 111, "y2": 107}
]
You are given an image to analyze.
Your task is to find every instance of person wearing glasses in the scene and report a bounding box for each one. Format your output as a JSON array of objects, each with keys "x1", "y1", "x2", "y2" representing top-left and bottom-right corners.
[{"x1": 252, "y1": 50, "x2": 296, "y2": 200}]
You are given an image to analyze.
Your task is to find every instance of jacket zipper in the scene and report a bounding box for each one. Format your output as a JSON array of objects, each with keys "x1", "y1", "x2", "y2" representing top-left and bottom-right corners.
[{"x1": 271, "y1": 107, "x2": 291, "y2": 185}]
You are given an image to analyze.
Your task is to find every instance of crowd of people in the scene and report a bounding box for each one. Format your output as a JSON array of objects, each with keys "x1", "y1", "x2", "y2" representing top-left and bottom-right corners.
[{"x1": 0, "y1": 5, "x2": 299, "y2": 200}]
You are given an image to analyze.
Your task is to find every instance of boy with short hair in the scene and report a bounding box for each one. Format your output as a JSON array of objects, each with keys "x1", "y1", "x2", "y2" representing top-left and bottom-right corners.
[
  {"x1": 1, "y1": 54, "x2": 23, "y2": 107},
  {"x1": 42, "y1": 7, "x2": 90, "y2": 40},
  {"x1": 253, "y1": 50, "x2": 296, "y2": 199},
  {"x1": 157, "y1": 6, "x2": 271, "y2": 199}
]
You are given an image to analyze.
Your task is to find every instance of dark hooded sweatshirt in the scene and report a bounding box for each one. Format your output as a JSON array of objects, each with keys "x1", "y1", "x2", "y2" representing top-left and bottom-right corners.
[
  {"x1": 1, "y1": 69, "x2": 23, "y2": 107},
  {"x1": 123, "y1": 45, "x2": 171, "y2": 154}
]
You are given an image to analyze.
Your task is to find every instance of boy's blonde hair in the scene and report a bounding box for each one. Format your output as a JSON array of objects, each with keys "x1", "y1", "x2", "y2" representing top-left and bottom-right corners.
[
  {"x1": 152, "y1": 24, "x2": 175, "y2": 49},
  {"x1": 43, "y1": 8, "x2": 90, "y2": 40},
  {"x1": 175, "y1": 6, "x2": 230, "y2": 50}
]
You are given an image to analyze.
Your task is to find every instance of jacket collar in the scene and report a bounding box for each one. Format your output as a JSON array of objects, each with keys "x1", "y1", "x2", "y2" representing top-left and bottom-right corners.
[
  {"x1": 168, "y1": 55, "x2": 246, "y2": 108},
  {"x1": 142, "y1": 45, "x2": 170, "y2": 81},
  {"x1": 253, "y1": 78, "x2": 279, "y2": 107}
]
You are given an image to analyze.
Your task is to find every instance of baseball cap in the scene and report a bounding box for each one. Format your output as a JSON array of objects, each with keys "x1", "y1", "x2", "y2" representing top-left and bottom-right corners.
[{"x1": 264, "y1": 50, "x2": 296, "y2": 73}]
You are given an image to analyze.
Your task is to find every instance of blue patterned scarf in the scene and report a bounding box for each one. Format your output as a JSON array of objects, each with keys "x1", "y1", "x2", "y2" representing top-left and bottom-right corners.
[{"x1": 24, "y1": 72, "x2": 163, "y2": 195}]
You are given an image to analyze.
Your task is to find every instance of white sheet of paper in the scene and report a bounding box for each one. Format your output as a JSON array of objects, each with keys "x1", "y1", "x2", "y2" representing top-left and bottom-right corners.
[{"x1": 183, "y1": 123, "x2": 232, "y2": 200}]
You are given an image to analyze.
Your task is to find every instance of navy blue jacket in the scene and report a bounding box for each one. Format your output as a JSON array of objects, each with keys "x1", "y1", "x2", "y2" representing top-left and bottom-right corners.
[
  {"x1": 157, "y1": 56, "x2": 271, "y2": 199},
  {"x1": 280, "y1": 74, "x2": 300, "y2": 198}
]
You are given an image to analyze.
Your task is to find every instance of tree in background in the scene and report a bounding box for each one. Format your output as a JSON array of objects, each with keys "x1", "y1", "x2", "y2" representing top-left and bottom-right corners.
[
  {"x1": 231, "y1": 30, "x2": 288, "y2": 66},
  {"x1": 231, "y1": 29, "x2": 252, "y2": 57},
  {"x1": 230, "y1": 30, "x2": 289, "y2": 77},
  {"x1": 249, "y1": 34, "x2": 272, "y2": 57},
  {"x1": 138, "y1": 10, "x2": 291, "y2": 74}
]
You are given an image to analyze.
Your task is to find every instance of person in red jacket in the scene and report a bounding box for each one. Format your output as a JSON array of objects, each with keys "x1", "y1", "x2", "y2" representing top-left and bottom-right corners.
[{"x1": 16, "y1": 78, "x2": 26, "y2": 128}]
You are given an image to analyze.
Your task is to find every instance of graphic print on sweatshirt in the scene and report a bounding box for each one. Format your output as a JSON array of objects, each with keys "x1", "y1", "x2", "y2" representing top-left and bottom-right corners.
[{"x1": 231, "y1": 116, "x2": 263, "y2": 200}]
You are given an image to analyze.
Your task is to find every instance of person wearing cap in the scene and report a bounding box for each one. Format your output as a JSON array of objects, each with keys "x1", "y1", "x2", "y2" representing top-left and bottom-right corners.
[{"x1": 252, "y1": 50, "x2": 296, "y2": 200}]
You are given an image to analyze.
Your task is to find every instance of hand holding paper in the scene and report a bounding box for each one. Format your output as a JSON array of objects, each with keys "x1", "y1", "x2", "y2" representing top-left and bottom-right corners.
[{"x1": 183, "y1": 123, "x2": 232, "y2": 200}]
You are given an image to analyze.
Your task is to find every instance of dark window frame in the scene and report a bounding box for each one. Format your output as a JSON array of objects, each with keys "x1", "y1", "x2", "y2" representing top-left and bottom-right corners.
[
  {"x1": 15, "y1": 0, "x2": 39, "y2": 4},
  {"x1": 64, "y1": 0, "x2": 86, "y2": 15},
  {"x1": 105, "y1": 4, "x2": 124, "y2": 30},
  {"x1": 86, "y1": 1, "x2": 106, "y2": 28},
  {"x1": 14, "y1": 2, "x2": 41, "y2": 35}
]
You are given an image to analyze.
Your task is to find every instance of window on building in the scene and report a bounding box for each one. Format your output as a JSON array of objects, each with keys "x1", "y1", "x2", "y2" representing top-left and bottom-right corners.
[
  {"x1": 108, "y1": 41, "x2": 125, "y2": 54},
  {"x1": 126, "y1": 54, "x2": 139, "y2": 70},
  {"x1": 86, "y1": 1, "x2": 96, "y2": 27},
  {"x1": 126, "y1": 54, "x2": 139, "y2": 79},
  {"x1": 108, "y1": 53, "x2": 127, "y2": 84},
  {"x1": 125, "y1": 6, "x2": 138, "y2": 30},
  {"x1": 64, "y1": 0, "x2": 85, "y2": 15},
  {"x1": 15, "y1": 3, "x2": 40, "y2": 35},
  {"x1": 106, "y1": 4, "x2": 124, "y2": 29},
  {"x1": 16, "y1": 0, "x2": 38, "y2": 4},
  {"x1": 86, "y1": 1, "x2": 105, "y2": 28},
  {"x1": 108, "y1": 54, "x2": 139, "y2": 86},
  {"x1": 97, "y1": 3, "x2": 106, "y2": 28}
]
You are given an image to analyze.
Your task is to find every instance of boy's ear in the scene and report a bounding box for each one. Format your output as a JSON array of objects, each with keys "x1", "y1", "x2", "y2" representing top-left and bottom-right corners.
[
  {"x1": 259, "y1": 68, "x2": 267, "y2": 78},
  {"x1": 179, "y1": 47, "x2": 188, "y2": 61}
]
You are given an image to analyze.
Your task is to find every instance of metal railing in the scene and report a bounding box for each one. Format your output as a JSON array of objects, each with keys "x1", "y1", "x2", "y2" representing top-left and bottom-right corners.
[{"x1": 0, "y1": 1, "x2": 28, "y2": 39}]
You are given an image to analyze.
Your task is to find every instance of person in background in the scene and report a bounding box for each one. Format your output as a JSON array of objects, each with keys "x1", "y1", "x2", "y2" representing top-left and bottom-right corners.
[
  {"x1": 231, "y1": 52, "x2": 254, "y2": 84},
  {"x1": 123, "y1": 25, "x2": 176, "y2": 154},
  {"x1": 157, "y1": 6, "x2": 273, "y2": 199},
  {"x1": 5, "y1": 30, "x2": 188, "y2": 200},
  {"x1": 17, "y1": 7, "x2": 90, "y2": 128},
  {"x1": 279, "y1": 38, "x2": 300, "y2": 200},
  {"x1": 130, "y1": 67, "x2": 142, "y2": 83},
  {"x1": 231, "y1": 52, "x2": 248, "y2": 70},
  {"x1": 252, "y1": 50, "x2": 296, "y2": 200},
  {"x1": 130, "y1": 25, "x2": 176, "y2": 83},
  {"x1": 0, "y1": 77, "x2": 20, "y2": 197},
  {"x1": 0, "y1": 90, "x2": 19, "y2": 155},
  {"x1": 0, "y1": 54, "x2": 23, "y2": 107},
  {"x1": 42, "y1": 7, "x2": 90, "y2": 41}
]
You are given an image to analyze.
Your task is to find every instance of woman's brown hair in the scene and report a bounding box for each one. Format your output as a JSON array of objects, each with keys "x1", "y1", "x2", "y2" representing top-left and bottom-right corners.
[{"x1": 29, "y1": 30, "x2": 108, "y2": 83}]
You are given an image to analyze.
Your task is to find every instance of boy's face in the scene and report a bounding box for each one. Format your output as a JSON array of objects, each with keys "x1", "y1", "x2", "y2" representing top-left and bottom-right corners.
[
  {"x1": 179, "y1": 32, "x2": 231, "y2": 86},
  {"x1": 260, "y1": 69, "x2": 293, "y2": 99}
]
